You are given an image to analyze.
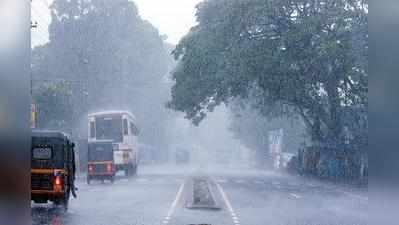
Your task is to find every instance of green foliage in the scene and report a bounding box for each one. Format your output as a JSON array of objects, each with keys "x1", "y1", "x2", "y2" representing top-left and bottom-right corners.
[
  {"x1": 169, "y1": 0, "x2": 368, "y2": 149},
  {"x1": 31, "y1": 0, "x2": 174, "y2": 153},
  {"x1": 33, "y1": 82, "x2": 74, "y2": 130}
]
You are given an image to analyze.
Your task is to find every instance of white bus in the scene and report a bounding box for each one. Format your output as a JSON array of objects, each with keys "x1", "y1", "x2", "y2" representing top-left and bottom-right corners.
[{"x1": 88, "y1": 110, "x2": 139, "y2": 176}]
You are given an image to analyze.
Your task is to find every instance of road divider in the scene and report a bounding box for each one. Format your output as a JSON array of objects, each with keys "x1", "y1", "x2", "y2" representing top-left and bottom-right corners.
[{"x1": 186, "y1": 177, "x2": 221, "y2": 210}]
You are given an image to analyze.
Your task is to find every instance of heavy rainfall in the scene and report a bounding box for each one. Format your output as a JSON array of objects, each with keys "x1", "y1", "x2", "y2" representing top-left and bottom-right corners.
[{"x1": 30, "y1": 0, "x2": 368, "y2": 225}]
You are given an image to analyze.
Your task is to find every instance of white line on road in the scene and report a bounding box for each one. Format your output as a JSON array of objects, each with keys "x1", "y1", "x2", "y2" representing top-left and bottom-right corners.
[
  {"x1": 217, "y1": 179, "x2": 228, "y2": 183},
  {"x1": 162, "y1": 181, "x2": 185, "y2": 225},
  {"x1": 289, "y1": 193, "x2": 302, "y2": 199},
  {"x1": 342, "y1": 191, "x2": 368, "y2": 201},
  {"x1": 216, "y1": 181, "x2": 241, "y2": 225}
]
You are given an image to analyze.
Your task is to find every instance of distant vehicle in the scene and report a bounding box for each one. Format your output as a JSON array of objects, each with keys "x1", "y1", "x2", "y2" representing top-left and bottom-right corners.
[
  {"x1": 175, "y1": 148, "x2": 190, "y2": 164},
  {"x1": 87, "y1": 140, "x2": 116, "y2": 184},
  {"x1": 88, "y1": 111, "x2": 139, "y2": 177},
  {"x1": 31, "y1": 130, "x2": 77, "y2": 211}
]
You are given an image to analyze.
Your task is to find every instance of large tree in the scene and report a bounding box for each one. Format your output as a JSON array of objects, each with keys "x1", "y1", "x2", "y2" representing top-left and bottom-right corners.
[
  {"x1": 169, "y1": 0, "x2": 368, "y2": 149},
  {"x1": 32, "y1": 81, "x2": 74, "y2": 131},
  {"x1": 31, "y1": 0, "x2": 174, "y2": 159}
]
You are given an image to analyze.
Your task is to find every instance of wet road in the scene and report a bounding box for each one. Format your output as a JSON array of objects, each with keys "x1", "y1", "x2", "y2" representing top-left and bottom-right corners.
[{"x1": 32, "y1": 164, "x2": 367, "y2": 225}]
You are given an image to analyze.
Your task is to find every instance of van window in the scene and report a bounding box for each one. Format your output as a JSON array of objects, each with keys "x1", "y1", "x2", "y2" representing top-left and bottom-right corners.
[{"x1": 32, "y1": 147, "x2": 52, "y2": 160}]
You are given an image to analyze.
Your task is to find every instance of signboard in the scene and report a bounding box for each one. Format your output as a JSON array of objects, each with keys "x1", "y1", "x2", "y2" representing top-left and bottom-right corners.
[
  {"x1": 269, "y1": 129, "x2": 284, "y2": 154},
  {"x1": 268, "y1": 129, "x2": 284, "y2": 169},
  {"x1": 31, "y1": 103, "x2": 37, "y2": 128}
]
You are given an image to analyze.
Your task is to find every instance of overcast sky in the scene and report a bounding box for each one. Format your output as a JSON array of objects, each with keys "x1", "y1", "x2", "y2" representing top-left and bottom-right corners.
[{"x1": 31, "y1": 0, "x2": 202, "y2": 47}]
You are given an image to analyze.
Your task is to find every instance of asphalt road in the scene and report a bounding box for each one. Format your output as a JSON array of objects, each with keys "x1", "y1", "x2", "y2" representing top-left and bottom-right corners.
[{"x1": 31, "y1": 164, "x2": 368, "y2": 225}]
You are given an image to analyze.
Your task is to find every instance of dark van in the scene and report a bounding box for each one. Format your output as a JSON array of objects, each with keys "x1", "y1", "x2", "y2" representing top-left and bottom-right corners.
[
  {"x1": 31, "y1": 130, "x2": 77, "y2": 210},
  {"x1": 87, "y1": 140, "x2": 116, "y2": 184}
]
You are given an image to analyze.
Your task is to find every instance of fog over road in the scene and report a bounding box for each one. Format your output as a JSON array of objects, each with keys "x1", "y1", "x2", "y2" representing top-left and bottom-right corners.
[{"x1": 32, "y1": 164, "x2": 367, "y2": 225}]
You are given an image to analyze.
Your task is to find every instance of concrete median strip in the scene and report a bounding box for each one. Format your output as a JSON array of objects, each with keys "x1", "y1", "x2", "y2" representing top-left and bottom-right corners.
[
  {"x1": 289, "y1": 193, "x2": 302, "y2": 199},
  {"x1": 186, "y1": 177, "x2": 221, "y2": 210}
]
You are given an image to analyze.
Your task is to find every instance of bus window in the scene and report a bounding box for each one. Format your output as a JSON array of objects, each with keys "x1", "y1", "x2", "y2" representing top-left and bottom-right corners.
[
  {"x1": 123, "y1": 119, "x2": 129, "y2": 135},
  {"x1": 130, "y1": 122, "x2": 139, "y2": 136},
  {"x1": 90, "y1": 121, "x2": 95, "y2": 138}
]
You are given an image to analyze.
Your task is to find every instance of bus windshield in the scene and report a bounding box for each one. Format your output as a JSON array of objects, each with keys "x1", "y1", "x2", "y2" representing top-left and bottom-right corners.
[{"x1": 95, "y1": 115, "x2": 123, "y2": 142}]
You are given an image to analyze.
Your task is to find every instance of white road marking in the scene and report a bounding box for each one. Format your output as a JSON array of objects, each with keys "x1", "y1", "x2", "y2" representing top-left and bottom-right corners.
[
  {"x1": 216, "y1": 181, "x2": 241, "y2": 225},
  {"x1": 342, "y1": 191, "x2": 368, "y2": 201},
  {"x1": 217, "y1": 179, "x2": 227, "y2": 183},
  {"x1": 235, "y1": 179, "x2": 245, "y2": 184},
  {"x1": 289, "y1": 193, "x2": 302, "y2": 199},
  {"x1": 162, "y1": 181, "x2": 185, "y2": 225}
]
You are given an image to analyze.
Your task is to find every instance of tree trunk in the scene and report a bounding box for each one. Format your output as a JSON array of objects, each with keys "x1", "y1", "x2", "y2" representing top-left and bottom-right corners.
[{"x1": 325, "y1": 78, "x2": 342, "y2": 147}]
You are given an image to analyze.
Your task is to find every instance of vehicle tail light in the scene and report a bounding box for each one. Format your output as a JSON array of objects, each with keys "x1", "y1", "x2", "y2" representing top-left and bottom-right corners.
[
  {"x1": 53, "y1": 176, "x2": 64, "y2": 192},
  {"x1": 88, "y1": 165, "x2": 94, "y2": 173},
  {"x1": 106, "y1": 163, "x2": 112, "y2": 172},
  {"x1": 55, "y1": 176, "x2": 61, "y2": 185}
]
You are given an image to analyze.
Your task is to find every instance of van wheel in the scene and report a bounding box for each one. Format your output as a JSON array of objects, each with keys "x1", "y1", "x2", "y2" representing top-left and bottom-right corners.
[
  {"x1": 62, "y1": 187, "x2": 70, "y2": 211},
  {"x1": 62, "y1": 198, "x2": 69, "y2": 212},
  {"x1": 53, "y1": 192, "x2": 69, "y2": 212}
]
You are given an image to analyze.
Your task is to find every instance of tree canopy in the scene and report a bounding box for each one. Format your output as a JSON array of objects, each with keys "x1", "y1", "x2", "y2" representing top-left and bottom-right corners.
[
  {"x1": 168, "y1": 0, "x2": 368, "y2": 149},
  {"x1": 32, "y1": 0, "x2": 174, "y2": 155}
]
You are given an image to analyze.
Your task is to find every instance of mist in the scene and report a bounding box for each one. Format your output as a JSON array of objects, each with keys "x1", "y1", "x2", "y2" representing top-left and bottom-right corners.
[{"x1": 28, "y1": 1, "x2": 368, "y2": 225}]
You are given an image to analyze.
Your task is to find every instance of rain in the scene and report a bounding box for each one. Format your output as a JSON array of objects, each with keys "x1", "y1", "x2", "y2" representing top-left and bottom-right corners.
[{"x1": 28, "y1": 0, "x2": 367, "y2": 225}]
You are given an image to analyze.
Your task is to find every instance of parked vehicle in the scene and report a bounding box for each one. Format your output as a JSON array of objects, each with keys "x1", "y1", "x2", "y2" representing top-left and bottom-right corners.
[{"x1": 31, "y1": 130, "x2": 77, "y2": 211}]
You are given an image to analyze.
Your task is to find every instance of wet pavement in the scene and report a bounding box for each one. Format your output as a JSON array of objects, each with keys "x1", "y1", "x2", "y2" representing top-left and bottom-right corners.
[{"x1": 31, "y1": 164, "x2": 367, "y2": 225}]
